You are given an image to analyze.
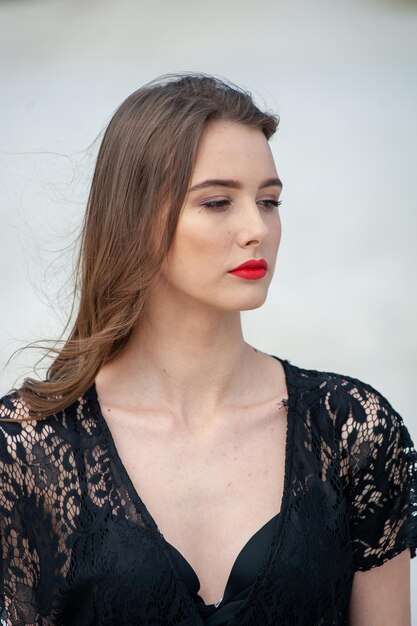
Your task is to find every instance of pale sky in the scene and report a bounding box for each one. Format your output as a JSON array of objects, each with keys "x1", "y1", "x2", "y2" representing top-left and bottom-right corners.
[{"x1": 1, "y1": 0, "x2": 416, "y2": 606}]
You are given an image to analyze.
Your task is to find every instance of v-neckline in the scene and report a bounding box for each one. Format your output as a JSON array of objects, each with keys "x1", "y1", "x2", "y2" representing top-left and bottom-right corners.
[
  {"x1": 90, "y1": 355, "x2": 296, "y2": 625},
  {"x1": 165, "y1": 508, "x2": 281, "y2": 608}
]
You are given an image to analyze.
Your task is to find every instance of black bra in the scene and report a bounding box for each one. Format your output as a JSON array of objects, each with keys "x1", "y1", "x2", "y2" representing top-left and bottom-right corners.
[{"x1": 165, "y1": 511, "x2": 280, "y2": 626}]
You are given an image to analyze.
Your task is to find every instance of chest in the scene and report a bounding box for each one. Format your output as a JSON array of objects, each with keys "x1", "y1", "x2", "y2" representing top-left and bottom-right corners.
[
  {"x1": 60, "y1": 378, "x2": 354, "y2": 624},
  {"x1": 103, "y1": 401, "x2": 288, "y2": 604}
]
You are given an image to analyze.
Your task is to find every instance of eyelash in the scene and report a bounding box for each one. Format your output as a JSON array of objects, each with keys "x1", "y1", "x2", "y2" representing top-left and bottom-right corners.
[{"x1": 200, "y1": 199, "x2": 282, "y2": 212}]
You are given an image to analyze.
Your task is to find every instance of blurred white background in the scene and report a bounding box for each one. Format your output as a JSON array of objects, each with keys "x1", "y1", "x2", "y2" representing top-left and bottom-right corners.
[{"x1": 1, "y1": 0, "x2": 416, "y2": 613}]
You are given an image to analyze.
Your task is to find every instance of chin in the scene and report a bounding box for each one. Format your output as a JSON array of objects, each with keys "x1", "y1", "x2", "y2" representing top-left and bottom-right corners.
[
  {"x1": 230, "y1": 292, "x2": 269, "y2": 312},
  {"x1": 239, "y1": 300, "x2": 267, "y2": 312}
]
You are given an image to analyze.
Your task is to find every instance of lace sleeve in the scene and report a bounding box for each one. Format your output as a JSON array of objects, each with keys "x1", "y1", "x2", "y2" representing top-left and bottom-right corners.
[
  {"x1": 338, "y1": 380, "x2": 417, "y2": 572},
  {"x1": 0, "y1": 393, "x2": 73, "y2": 626},
  {"x1": 0, "y1": 394, "x2": 41, "y2": 625}
]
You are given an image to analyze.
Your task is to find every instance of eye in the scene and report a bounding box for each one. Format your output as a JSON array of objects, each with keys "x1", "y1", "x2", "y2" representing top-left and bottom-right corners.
[
  {"x1": 258, "y1": 199, "x2": 282, "y2": 209},
  {"x1": 200, "y1": 199, "x2": 231, "y2": 212}
]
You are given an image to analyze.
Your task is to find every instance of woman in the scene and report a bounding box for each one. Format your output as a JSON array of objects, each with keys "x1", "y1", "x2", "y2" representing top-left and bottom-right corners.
[{"x1": 0, "y1": 73, "x2": 416, "y2": 625}]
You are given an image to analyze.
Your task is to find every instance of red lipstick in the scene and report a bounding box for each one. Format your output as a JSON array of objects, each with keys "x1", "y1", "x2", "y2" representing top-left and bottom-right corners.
[{"x1": 228, "y1": 258, "x2": 268, "y2": 280}]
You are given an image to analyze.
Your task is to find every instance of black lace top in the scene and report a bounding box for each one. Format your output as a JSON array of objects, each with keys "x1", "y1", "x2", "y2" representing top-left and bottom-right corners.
[{"x1": 0, "y1": 357, "x2": 416, "y2": 626}]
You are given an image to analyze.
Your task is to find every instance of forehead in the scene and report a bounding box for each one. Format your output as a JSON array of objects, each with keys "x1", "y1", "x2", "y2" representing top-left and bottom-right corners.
[{"x1": 192, "y1": 120, "x2": 277, "y2": 179}]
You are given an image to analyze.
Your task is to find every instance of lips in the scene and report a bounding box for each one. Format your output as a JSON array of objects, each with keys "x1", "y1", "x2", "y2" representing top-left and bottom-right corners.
[
  {"x1": 228, "y1": 258, "x2": 268, "y2": 280},
  {"x1": 229, "y1": 259, "x2": 267, "y2": 272}
]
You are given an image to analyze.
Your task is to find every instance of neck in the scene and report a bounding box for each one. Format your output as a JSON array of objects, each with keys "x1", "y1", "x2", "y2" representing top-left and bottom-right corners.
[{"x1": 96, "y1": 296, "x2": 260, "y2": 427}]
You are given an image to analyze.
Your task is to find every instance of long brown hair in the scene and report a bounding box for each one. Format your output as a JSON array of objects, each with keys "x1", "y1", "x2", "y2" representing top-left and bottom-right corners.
[{"x1": 5, "y1": 73, "x2": 279, "y2": 421}]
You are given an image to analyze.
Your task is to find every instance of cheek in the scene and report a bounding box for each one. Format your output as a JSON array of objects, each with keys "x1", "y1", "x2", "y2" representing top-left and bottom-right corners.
[
  {"x1": 266, "y1": 217, "x2": 282, "y2": 272},
  {"x1": 272, "y1": 215, "x2": 282, "y2": 245},
  {"x1": 178, "y1": 220, "x2": 228, "y2": 258},
  {"x1": 167, "y1": 220, "x2": 228, "y2": 280},
  {"x1": 277, "y1": 223, "x2": 282, "y2": 246},
  {"x1": 276, "y1": 215, "x2": 282, "y2": 244}
]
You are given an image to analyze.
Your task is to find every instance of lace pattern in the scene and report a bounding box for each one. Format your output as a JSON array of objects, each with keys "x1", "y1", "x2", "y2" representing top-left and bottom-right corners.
[{"x1": 0, "y1": 359, "x2": 416, "y2": 625}]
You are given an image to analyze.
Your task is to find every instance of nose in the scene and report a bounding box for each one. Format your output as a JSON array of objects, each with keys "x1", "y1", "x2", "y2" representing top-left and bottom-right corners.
[{"x1": 237, "y1": 201, "x2": 270, "y2": 248}]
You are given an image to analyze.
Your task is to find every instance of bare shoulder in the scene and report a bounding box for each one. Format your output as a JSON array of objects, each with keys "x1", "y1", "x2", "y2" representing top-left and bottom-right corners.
[{"x1": 350, "y1": 549, "x2": 411, "y2": 626}]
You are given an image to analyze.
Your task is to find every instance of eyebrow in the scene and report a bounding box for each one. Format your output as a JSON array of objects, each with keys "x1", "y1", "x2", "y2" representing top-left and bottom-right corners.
[{"x1": 188, "y1": 177, "x2": 283, "y2": 192}]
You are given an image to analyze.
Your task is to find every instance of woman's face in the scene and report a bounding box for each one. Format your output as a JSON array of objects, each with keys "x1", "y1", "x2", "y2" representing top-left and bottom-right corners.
[{"x1": 162, "y1": 120, "x2": 282, "y2": 312}]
